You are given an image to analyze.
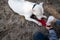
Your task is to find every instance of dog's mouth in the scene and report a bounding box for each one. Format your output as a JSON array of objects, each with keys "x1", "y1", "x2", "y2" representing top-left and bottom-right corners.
[
  {"x1": 31, "y1": 14, "x2": 47, "y2": 27},
  {"x1": 38, "y1": 18, "x2": 46, "y2": 27}
]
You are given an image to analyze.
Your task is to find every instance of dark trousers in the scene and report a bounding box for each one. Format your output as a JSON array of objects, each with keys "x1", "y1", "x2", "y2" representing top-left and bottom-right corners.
[
  {"x1": 33, "y1": 32, "x2": 49, "y2": 40},
  {"x1": 56, "y1": 20, "x2": 60, "y2": 26}
]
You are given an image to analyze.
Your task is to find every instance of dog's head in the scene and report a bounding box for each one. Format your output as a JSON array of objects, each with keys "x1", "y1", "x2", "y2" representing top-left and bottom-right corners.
[{"x1": 32, "y1": 2, "x2": 47, "y2": 20}]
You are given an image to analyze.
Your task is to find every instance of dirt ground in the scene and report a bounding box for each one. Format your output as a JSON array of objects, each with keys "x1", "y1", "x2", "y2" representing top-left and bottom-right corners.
[{"x1": 0, "y1": 0, "x2": 60, "y2": 40}]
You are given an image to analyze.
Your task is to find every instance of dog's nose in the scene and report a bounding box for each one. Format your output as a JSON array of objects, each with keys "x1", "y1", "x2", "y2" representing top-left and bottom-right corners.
[{"x1": 41, "y1": 17, "x2": 46, "y2": 19}]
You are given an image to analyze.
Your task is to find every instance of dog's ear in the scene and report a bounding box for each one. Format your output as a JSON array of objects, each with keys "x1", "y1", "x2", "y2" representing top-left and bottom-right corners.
[{"x1": 39, "y1": 2, "x2": 44, "y2": 6}]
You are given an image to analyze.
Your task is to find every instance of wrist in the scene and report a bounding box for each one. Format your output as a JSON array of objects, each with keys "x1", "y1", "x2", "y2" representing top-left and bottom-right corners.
[
  {"x1": 48, "y1": 28, "x2": 54, "y2": 30},
  {"x1": 46, "y1": 26, "x2": 53, "y2": 30}
]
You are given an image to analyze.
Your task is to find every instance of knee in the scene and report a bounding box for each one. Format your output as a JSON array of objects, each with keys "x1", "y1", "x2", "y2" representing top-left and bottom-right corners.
[{"x1": 33, "y1": 32, "x2": 45, "y2": 40}]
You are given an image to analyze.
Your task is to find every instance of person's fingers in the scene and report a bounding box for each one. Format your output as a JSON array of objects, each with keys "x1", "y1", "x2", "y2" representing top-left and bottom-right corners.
[{"x1": 46, "y1": 26, "x2": 53, "y2": 30}]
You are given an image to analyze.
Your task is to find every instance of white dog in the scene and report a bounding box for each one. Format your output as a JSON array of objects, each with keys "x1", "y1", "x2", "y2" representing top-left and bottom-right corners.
[{"x1": 8, "y1": 0, "x2": 47, "y2": 26}]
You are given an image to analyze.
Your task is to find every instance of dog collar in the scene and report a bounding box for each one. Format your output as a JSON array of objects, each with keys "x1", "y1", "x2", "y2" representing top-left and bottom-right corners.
[{"x1": 32, "y1": 4, "x2": 37, "y2": 9}]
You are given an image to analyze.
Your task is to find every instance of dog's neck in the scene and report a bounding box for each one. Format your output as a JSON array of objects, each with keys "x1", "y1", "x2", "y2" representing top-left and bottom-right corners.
[{"x1": 32, "y1": 4, "x2": 37, "y2": 9}]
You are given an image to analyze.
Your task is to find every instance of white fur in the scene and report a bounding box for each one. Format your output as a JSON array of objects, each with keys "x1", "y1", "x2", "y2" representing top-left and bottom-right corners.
[{"x1": 8, "y1": 0, "x2": 47, "y2": 26}]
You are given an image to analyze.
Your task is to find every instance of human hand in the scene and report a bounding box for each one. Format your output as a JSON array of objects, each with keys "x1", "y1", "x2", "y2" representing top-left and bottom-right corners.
[{"x1": 46, "y1": 25, "x2": 53, "y2": 30}]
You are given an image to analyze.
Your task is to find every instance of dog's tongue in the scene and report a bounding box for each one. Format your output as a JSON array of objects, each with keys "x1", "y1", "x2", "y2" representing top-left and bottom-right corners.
[{"x1": 38, "y1": 19, "x2": 46, "y2": 27}]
